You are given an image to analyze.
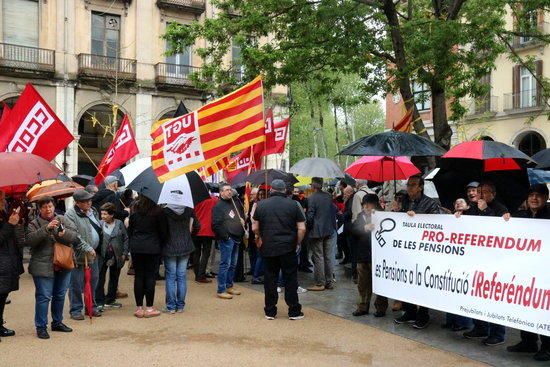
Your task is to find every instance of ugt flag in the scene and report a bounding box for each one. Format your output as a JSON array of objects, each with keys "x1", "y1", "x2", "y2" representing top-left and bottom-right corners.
[
  {"x1": 95, "y1": 115, "x2": 139, "y2": 185},
  {"x1": 0, "y1": 84, "x2": 74, "y2": 160},
  {"x1": 151, "y1": 76, "x2": 265, "y2": 182}
]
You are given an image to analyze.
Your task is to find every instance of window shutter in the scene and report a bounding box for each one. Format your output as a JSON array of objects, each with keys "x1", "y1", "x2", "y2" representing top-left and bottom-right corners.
[
  {"x1": 512, "y1": 65, "x2": 520, "y2": 109},
  {"x1": 3, "y1": 0, "x2": 39, "y2": 47},
  {"x1": 535, "y1": 60, "x2": 543, "y2": 106}
]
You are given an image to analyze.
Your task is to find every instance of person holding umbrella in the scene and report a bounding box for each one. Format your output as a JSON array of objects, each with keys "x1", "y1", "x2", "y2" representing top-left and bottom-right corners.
[
  {"x1": 394, "y1": 175, "x2": 439, "y2": 329},
  {"x1": 26, "y1": 196, "x2": 83, "y2": 339},
  {"x1": 128, "y1": 195, "x2": 168, "y2": 318},
  {"x1": 65, "y1": 190, "x2": 103, "y2": 320}
]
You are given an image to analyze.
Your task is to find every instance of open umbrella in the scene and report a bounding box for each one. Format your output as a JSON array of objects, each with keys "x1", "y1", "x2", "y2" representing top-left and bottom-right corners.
[
  {"x1": 527, "y1": 168, "x2": 550, "y2": 185},
  {"x1": 126, "y1": 167, "x2": 209, "y2": 208},
  {"x1": 0, "y1": 152, "x2": 61, "y2": 192},
  {"x1": 339, "y1": 130, "x2": 446, "y2": 157},
  {"x1": 71, "y1": 175, "x2": 94, "y2": 187},
  {"x1": 27, "y1": 180, "x2": 83, "y2": 202},
  {"x1": 245, "y1": 169, "x2": 298, "y2": 186},
  {"x1": 83, "y1": 256, "x2": 93, "y2": 322},
  {"x1": 289, "y1": 158, "x2": 344, "y2": 178},
  {"x1": 345, "y1": 156, "x2": 420, "y2": 182},
  {"x1": 532, "y1": 148, "x2": 550, "y2": 170}
]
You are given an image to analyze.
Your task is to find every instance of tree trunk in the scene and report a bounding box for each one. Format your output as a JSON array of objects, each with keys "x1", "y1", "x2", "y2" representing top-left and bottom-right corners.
[
  {"x1": 343, "y1": 103, "x2": 352, "y2": 166},
  {"x1": 333, "y1": 104, "x2": 341, "y2": 165},
  {"x1": 318, "y1": 99, "x2": 329, "y2": 158},
  {"x1": 309, "y1": 95, "x2": 318, "y2": 157},
  {"x1": 431, "y1": 80, "x2": 452, "y2": 150}
]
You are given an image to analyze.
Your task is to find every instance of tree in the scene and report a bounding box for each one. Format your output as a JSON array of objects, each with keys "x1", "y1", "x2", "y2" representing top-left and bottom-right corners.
[{"x1": 164, "y1": 0, "x2": 549, "y2": 150}]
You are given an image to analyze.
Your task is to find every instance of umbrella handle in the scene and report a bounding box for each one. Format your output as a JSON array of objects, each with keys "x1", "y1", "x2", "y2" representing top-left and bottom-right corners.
[{"x1": 84, "y1": 254, "x2": 88, "y2": 268}]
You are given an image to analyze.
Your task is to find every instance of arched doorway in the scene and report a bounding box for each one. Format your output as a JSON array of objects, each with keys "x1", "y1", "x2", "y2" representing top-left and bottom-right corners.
[
  {"x1": 514, "y1": 131, "x2": 547, "y2": 157},
  {"x1": 479, "y1": 136, "x2": 494, "y2": 141},
  {"x1": 158, "y1": 109, "x2": 176, "y2": 121},
  {"x1": 77, "y1": 104, "x2": 125, "y2": 176}
]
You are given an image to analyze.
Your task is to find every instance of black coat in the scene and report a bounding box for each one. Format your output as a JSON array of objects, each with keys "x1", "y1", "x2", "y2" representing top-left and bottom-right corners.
[
  {"x1": 127, "y1": 211, "x2": 168, "y2": 255},
  {"x1": 163, "y1": 207, "x2": 200, "y2": 257},
  {"x1": 92, "y1": 189, "x2": 128, "y2": 220},
  {"x1": 0, "y1": 220, "x2": 25, "y2": 294},
  {"x1": 351, "y1": 211, "x2": 373, "y2": 263},
  {"x1": 211, "y1": 198, "x2": 245, "y2": 241}
]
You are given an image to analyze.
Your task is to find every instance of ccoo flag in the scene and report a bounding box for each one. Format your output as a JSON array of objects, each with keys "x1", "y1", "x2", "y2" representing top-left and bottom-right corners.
[
  {"x1": 151, "y1": 76, "x2": 265, "y2": 182},
  {"x1": 0, "y1": 84, "x2": 74, "y2": 160},
  {"x1": 94, "y1": 115, "x2": 139, "y2": 185}
]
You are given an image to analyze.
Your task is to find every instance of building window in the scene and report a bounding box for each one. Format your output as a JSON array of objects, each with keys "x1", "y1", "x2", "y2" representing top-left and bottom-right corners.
[
  {"x1": 2, "y1": 0, "x2": 39, "y2": 47},
  {"x1": 519, "y1": 66, "x2": 537, "y2": 108},
  {"x1": 516, "y1": 131, "x2": 546, "y2": 157},
  {"x1": 520, "y1": 10, "x2": 539, "y2": 45},
  {"x1": 412, "y1": 82, "x2": 431, "y2": 111},
  {"x1": 91, "y1": 12, "x2": 120, "y2": 58}
]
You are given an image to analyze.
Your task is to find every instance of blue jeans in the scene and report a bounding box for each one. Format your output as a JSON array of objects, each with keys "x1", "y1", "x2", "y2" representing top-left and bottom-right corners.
[
  {"x1": 446, "y1": 313, "x2": 472, "y2": 328},
  {"x1": 69, "y1": 260, "x2": 99, "y2": 316},
  {"x1": 33, "y1": 270, "x2": 72, "y2": 329},
  {"x1": 164, "y1": 255, "x2": 189, "y2": 311},
  {"x1": 217, "y1": 238, "x2": 239, "y2": 293},
  {"x1": 253, "y1": 255, "x2": 264, "y2": 279},
  {"x1": 474, "y1": 319, "x2": 506, "y2": 340}
]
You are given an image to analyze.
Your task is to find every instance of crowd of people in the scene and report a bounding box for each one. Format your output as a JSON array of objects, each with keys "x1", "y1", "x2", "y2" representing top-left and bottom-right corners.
[{"x1": 0, "y1": 171, "x2": 548, "y2": 363}]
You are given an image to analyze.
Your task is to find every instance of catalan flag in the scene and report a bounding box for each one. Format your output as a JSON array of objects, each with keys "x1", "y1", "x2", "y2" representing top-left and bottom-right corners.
[
  {"x1": 151, "y1": 76, "x2": 265, "y2": 182},
  {"x1": 393, "y1": 108, "x2": 413, "y2": 133},
  {"x1": 198, "y1": 156, "x2": 231, "y2": 179}
]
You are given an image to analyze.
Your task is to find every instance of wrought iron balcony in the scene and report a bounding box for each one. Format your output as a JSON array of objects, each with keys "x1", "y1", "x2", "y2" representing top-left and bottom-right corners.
[
  {"x1": 156, "y1": 0, "x2": 206, "y2": 15},
  {"x1": 503, "y1": 89, "x2": 545, "y2": 111},
  {"x1": 0, "y1": 42, "x2": 55, "y2": 77},
  {"x1": 465, "y1": 95, "x2": 498, "y2": 116},
  {"x1": 155, "y1": 63, "x2": 200, "y2": 89},
  {"x1": 77, "y1": 53, "x2": 136, "y2": 82}
]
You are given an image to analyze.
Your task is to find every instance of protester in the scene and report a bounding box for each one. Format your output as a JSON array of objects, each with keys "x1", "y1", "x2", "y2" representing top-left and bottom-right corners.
[
  {"x1": 212, "y1": 183, "x2": 245, "y2": 299},
  {"x1": 252, "y1": 179, "x2": 306, "y2": 320},
  {"x1": 85, "y1": 184, "x2": 99, "y2": 195},
  {"x1": 64, "y1": 189, "x2": 102, "y2": 320},
  {"x1": 92, "y1": 175, "x2": 128, "y2": 220},
  {"x1": 0, "y1": 203, "x2": 24, "y2": 339},
  {"x1": 340, "y1": 186, "x2": 355, "y2": 265},
  {"x1": 127, "y1": 195, "x2": 168, "y2": 318},
  {"x1": 462, "y1": 181, "x2": 508, "y2": 346},
  {"x1": 507, "y1": 184, "x2": 549, "y2": 361},
  {"x1": 193, "y1": 194, "x2": 218, "y2": 283},
  {"x1": 26, "y1": 196, "x2": 87, "y2": 339},
  {"x1": 394, "y1": 175, "x2": 439, "y2": 329},
  {"x1": 350, "y1": 179, "x2": 373, "y2": 281},
  {"x1": 250, "y1": 189, "x2": 267, "y2": 284},
  {"x1": 162, "y1": 204, "x2": 199, "y2": 314},
  {"x1": 246, "y1": 188, "x2": 259, "y2": 278},
  {"x1": 306, "y1": 177, "x2": 337, "y2": 291},
  {"x1": 95, "y1": 202, "x2": 128, "y2": 310},
  {"x1": 352, "y1": 194, "x2": 388, "y2": 317}
]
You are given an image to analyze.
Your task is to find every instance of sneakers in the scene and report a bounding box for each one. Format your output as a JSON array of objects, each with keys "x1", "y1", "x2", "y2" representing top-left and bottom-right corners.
[
  {"x1": 70, "y1": 313, "x2": 85, "y2": 321},
  {"x1": 307, "y1": 284, "x2": 325, "y2": 292},
  {"x1": 104, "y1": 302, "x2": 123, "y2": 309},
  {"x1": 134, "y1": 308, "x2": 145, "y2": 318},
  {"x1": 373, "y1": 311, "x2": 386, "y2": 318},
  {"x1": 176, "y1": 308, "x2": 184, "y2": 313},
  {"x1": 226, "y1": 287, "x2": 242, "y2": 295},
  {"x1": 394, "y1": 313, "x2": 416, "y2": 324},
  {"x1": 36, "y1": 328, "x2": 50, "y2": 339},
  {"x1": 277, "y1": 287, "x2": 282, "y2": 293},
  {"x1": 265, "y1": 315, "x2": 276, "y2": 320},
  {"x1": 51, "y1": 323, "x2": 72, "y2": 333},
  {"x1": 324, "y1": 282, "x2": 334, "y2": 290},
  {"x1": 463, "y1": 328, "x2": 489, "y2": 339},
  {"x1": 162, "y1": 308, "x2": 176, "y2": 315},
  {"x1": 289, "y1": 312, "x2": 305, "y2": 320},
  {"x1": 534, "y1": 350, "x2": 550, "y2": 362},
  {"x1": 412, "y1": 318, "x2": 430, "y2": 330},
  {"x1": 507, "y1": 341, "x2": 539, "y2": 353},
  {"x1": 144, "y1": 308, "x2": 161, "y2": 318},
  {"x1": 297, "y1": 286, "x2": 308, "y2": 294},
  {"x1": 483, "y1": 336, "x2": 505, "y2": 346},
  {"x1": 217, "y1": 292, "x2": 233, "y2": 299}
]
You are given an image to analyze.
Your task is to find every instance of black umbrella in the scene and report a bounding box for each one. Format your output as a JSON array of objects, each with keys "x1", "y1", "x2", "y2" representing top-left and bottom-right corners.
[
  {"x1": 339, "y1": 130, "x2": 447, "y2": 157},
  {"x1": 532, "y1": 148, "x2": 550, "y2": 170},
  {"x1": 245, "y1": 169, "x2": 298, "y2": 186},
  {"x1": 71, "y1": 174, "x2": 94, "y2": 187},
  {"x1": 173, "y1": 101, "x2": 190, "y2": 117},
  {"x1": 432, "y1": 168, "x2": 529, "y2": 213}
]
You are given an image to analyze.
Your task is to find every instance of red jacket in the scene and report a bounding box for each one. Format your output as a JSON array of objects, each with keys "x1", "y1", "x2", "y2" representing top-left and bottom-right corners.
[{"x1": 194, "y1": 196, "x2": 218, "y2": 237}]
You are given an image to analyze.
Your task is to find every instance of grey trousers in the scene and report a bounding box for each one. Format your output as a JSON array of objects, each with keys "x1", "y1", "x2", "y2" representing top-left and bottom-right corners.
[{"x1": 310, "y1": 232, "x2": 335, "y2": 285}]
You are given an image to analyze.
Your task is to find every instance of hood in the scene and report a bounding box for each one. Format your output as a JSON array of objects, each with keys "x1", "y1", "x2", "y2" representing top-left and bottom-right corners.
[{"x1": 164, "y1": 205, "x2": 189, "y2": 220}]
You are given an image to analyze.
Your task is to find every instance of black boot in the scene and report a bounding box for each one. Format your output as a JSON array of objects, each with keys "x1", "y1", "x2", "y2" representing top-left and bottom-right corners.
[{"x1": 0, "y1": 320, "x2": 15, "y2": 337}]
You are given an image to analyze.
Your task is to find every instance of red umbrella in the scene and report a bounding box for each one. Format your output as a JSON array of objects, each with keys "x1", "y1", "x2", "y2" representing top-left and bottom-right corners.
[
  {"x1": 83, "y1": 256, "x2": 94, "y2": 322},
  {"x1": 441, "y1": 140, "x2": 532, "y2": 172},
  {"x1": 345, "y1": 156, "x2": 420, "y2": 181},
  {"x1": 0, "y1": 152, "x2": 61, "y2": 192}
]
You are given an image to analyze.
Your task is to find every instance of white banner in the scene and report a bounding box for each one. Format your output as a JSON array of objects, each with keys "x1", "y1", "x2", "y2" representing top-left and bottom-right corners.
[{"x1": 371, "y1": 212, "x2": 550, "y2": 336}]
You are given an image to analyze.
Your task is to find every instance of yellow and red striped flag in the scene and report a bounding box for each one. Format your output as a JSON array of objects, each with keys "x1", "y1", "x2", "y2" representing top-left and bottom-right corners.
[
  {"x1": 198, "y1": 156, "x2": 231, "y2": 179},
  {"x1": 151, "y1": 76, "x2": 265, "y2": 182},
  {"x1": 393, "y1": 108, "x2": 413, "y2": 133}
]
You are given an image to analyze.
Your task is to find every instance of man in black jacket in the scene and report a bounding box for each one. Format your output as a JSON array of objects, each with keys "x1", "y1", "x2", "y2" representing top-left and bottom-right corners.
[
  {"x1": 253, "y1": 179, "x2": 306, "y2": 320},
  {"x1": 92, "y1": 176, "x2": 128, "y2": 221},
  {"x1": 394, "y1": 175, "x2": 439, "y2": 329},
  {"x1": 212, "y1": 183, "x2": 245, "y2": 299},
  {"x1": 507, "y1": 184, "x2": 550, "y2": 362}
]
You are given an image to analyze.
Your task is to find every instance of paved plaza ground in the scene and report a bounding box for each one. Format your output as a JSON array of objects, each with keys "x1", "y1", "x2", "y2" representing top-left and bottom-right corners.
[{"x1": 0, "y1": 262, "x2": 536, "y2": 367}]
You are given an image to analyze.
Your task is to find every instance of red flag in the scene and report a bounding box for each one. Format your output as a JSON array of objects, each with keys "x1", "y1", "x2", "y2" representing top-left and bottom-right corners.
[
  {"x1": 0, "y1": 104, "x2": 11, "y2": 131},
  {"x1": 0, "y1": 84, "x2": 74, "y2": 160},
  {"x1": 263, "y1": 117, "x2": 289, "y2": 155},
  {"x1": 224, "y1": 143, "x2": 263, "y2": 181},
  {"x1": 95, "y1": 115, "x2": 139, "y2": 185}
]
